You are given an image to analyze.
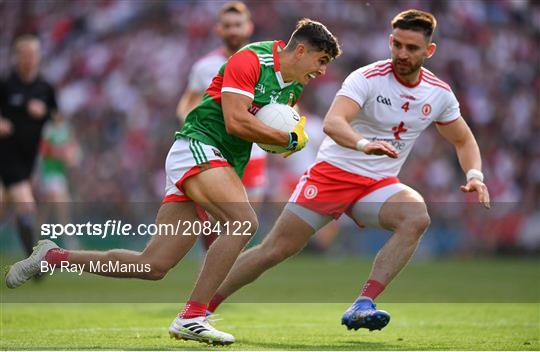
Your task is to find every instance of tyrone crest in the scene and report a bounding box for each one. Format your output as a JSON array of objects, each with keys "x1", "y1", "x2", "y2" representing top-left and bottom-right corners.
[{"x1": 422, "y1": 103, "x2": 432, "y2": 116}]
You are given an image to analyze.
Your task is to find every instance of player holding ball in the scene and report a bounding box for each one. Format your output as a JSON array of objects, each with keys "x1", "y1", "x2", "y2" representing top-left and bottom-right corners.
[{"x1": 5, "y1": 18, "x2": 341, "y2": 346}]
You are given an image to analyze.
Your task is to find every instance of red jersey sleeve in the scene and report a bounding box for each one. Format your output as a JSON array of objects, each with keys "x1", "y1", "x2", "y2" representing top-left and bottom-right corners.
[{"x1": 221, "y1": 50, "x2": 260, "y2": 100}]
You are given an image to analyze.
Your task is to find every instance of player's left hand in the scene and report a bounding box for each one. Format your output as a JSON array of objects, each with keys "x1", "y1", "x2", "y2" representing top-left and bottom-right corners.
[
  {"x1": 283, "y1": 116, "x2": 309, "y2": 158},
  {"x1": 27, "y1": 99, "x2": 47, "y2": 119},
  {"x1": 460, "y1": 178, "x2": 490, "y2": 209}
]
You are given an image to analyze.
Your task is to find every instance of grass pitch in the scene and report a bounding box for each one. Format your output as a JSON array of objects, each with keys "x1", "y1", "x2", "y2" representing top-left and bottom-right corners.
[
  {"x1": 1, "y1": 303, "x2": 538, "y2": 350},
  {"x1": 1, "y1": 256, "x2": 538, "y2": 350}
]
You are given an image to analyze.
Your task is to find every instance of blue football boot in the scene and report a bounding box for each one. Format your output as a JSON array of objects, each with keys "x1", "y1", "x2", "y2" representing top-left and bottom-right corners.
[{"x1": 341, "y1": 297, "x2": 390, "y2": 331}]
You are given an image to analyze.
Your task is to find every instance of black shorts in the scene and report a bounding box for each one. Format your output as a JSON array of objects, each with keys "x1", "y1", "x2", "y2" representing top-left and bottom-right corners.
[{"x1": 0, "y1": 146, "x2": 37, "y2": 188}]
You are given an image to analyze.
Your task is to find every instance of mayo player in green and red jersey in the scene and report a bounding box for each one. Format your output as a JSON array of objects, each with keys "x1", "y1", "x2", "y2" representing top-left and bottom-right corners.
[
  {"x1": 6, "y1": 18, "x2": 341, "y2": 345},
  {"x1": 176, "y1": 1, "x2": 261, "y2": 252}
]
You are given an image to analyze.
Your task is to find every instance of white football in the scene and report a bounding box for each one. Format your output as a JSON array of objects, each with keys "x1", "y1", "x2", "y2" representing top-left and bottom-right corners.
[{"x1": 255, "y1": 103, "x2": 300, "y2": 153}]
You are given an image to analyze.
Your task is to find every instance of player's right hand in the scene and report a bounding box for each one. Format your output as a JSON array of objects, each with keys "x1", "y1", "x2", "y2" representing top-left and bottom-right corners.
[
  {"x1": 363, "y1": 141, "x2": 399, "y2": 159},
  {"x1": 283, "y1": 116, "x2": 309, "y2": 158},
  {"x1": 0, "y1": 117, "x2": 13, "y2": 138},
  {"x1": 460, "y1": 178, "x2": 491, "y2": 209}
]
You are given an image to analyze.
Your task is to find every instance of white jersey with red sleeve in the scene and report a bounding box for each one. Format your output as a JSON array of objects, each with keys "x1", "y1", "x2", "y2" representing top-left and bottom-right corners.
[
  {"x1": 316, "y1": 59, "x2": 461, "y2": 180},
  {"x1": 187, "y1": 48, "x2": 227, "y2": 93}
]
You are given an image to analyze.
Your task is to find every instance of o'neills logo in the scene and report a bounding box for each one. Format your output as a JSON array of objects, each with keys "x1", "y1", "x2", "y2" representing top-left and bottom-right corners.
[{"x1": 304, "y1": 185, "x2": 318, "y2": 199}]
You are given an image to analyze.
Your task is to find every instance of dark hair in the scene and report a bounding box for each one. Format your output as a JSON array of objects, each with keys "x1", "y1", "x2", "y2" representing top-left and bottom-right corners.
[
  {"x1": 219, "y1": 1, "x2": 251, "y2": 20},
  {"x1": 391, "y1": 9, "x2": 437, "y2": 40},
  {"x1": 287, "y1": 18, "x2": 341, "y2": 59}
]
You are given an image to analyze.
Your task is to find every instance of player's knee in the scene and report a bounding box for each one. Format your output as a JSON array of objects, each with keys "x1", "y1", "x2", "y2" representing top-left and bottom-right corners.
[
  {"x1": 238, "y1": 212, "x2": 259, "y2": 237},
  {"x1": 402, "y1": 211, "x2": 431, "y2": 237},
  {"x1": 220, "y1": 208, "x2": 259, "y2": 237},
  {"x1": 263, "y1": 241, "x2": 299, "y2": 266},
  {"x1": 264, "y1": 247, "x2": 289, "y2": 266}
]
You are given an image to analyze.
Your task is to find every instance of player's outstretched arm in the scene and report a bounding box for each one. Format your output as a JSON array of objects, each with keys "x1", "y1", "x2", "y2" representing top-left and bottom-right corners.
[
  {"x1": 222, "y1": 92, "x2": 304, "y2": 151},
  {"x1": 436, "y1": 117, "x2": 490, "y2": 209},
  {"x1": 323, "y1": 95, "x2": 398, "y2": 158}
]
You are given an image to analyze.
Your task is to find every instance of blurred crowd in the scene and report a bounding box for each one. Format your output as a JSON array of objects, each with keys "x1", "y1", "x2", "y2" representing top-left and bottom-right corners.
[{"x1": 1, "y1": 0, "x2": 539, "y2": 254}]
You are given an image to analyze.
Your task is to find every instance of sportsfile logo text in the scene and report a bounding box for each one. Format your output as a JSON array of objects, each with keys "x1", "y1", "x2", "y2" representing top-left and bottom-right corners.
[{"x1": 40, "y1": 220, "x2": 253, "y2": 239}]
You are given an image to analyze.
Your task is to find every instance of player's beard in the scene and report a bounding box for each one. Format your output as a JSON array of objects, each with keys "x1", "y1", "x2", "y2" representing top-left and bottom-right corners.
[
  {"x1": 393, "y1": 58, "x2": 423, "y2": 76},
  {"x1": 224, "y1": 35, "x2": 248, "y2": 53}
]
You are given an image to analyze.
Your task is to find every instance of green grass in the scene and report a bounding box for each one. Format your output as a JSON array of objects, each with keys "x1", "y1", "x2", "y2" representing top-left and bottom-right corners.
[
  {"x1": 1, "y1": 256, "x2": 539, "y2": 349},
  {"x1": 1, "y1": 303, "x2": 538, "y2": 350},
  {"x1": 1, "y1": 256, "x2": 538, "y2": 303}
]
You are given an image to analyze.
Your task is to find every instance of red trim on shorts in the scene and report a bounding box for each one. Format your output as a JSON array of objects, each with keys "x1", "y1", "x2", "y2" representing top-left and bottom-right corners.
[
  {"x1": 292, "y1": 161, "x2": 400, "y2": 219},
  {"x1": 161, "y1": 194, "x2": 190, "y2": 204},
  {"x1": 175, "y1": 160, "x2": 231, "y2": 194},
  {"x1": 162, "y1": 160, "x2": 231, "y2": 203},
  {"x1": 355, "y1": 176, "x2": 400, "y2": 202}
]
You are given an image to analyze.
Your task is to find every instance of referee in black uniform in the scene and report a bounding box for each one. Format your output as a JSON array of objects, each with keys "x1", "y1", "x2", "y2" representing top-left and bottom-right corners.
[{"x1": 0, "y1": 35, "x2": 60, "y2": 255}]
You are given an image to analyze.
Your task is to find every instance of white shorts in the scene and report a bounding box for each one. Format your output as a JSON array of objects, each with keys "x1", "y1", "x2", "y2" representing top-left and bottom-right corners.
[
  {"x1": 285, "y1": 161, "x2": 409, "y2": 231},
  {"x1": 162, "y1": 137, "x2": 230, "y2": 203}
]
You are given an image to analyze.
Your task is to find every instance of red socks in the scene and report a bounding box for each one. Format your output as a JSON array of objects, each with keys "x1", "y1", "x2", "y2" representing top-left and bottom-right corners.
[
  {"x1": 44, "y1": 248, "x2": 70, "y2": 266},
  {"x1": 180, "y1": 300, "x2": 207, "y2": 319},
  {"x1": 207, "y1": 294, "x2": 226, "y2": 313},
  {"x1": 360, "y1": 279, "x2": 386, "y2": 300}
]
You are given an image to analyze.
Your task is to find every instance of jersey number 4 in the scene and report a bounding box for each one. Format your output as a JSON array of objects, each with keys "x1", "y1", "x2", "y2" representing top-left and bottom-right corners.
[{"x1": 401, "y1": 102, "x2": 410, "y2": 113}]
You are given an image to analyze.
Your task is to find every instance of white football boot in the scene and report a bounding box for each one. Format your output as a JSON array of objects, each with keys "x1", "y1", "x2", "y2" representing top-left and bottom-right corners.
[
  {"x1": 5, "y1": 240, "x2": 59, "y2": 288},
  {"x1": 169, "y1": 315, "x2": 235, "y2": 346}
]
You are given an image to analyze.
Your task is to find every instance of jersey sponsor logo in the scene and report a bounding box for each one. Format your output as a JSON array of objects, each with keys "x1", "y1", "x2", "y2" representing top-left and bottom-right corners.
[
  {"x1": 376, "y1": 95, "x2": 392, "y2": 106},
  {"x1": 304, "y1": 185, "x2": 318, "y2": 199},
  {"x1": 391, "y1": 121, "x2": 408, "y2": 140},
  {"x1": 400, "y1": 94, "x2": 416, "y2": 101},
  {"x1": 371, "y1": 137, "x2": 406, "y2": 151},
  {"x1": 422, "y1": 103, "x2": 432, "y2": 116}
]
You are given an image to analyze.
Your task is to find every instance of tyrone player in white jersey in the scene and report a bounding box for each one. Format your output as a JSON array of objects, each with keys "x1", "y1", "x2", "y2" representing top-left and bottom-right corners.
[{"x1": 204, "y1": 9, "x2": 491, "y2": 332}]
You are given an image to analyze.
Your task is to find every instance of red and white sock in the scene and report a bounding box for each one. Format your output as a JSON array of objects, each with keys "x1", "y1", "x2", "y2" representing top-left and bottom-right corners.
[
  {"x1": 359, "y1": 279, "x2": 385, "y2": 300},
  {"x1": 179, "y1": 300, "x2": 207, "y2": 319},
  {"x1": 44, "y1": 248, "x2": 70, "y2": 267}
]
